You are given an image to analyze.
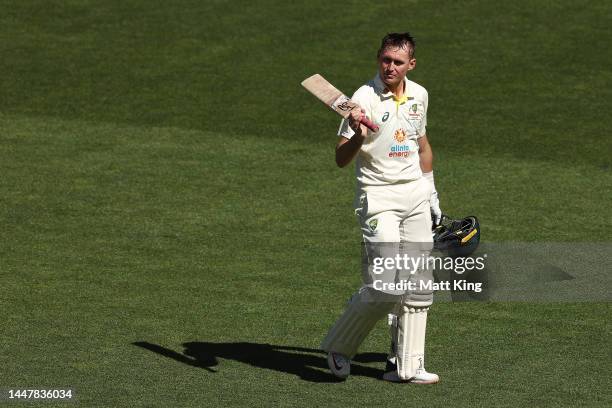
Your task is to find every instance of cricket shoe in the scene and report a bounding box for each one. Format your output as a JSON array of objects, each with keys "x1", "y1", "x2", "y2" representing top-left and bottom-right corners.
[
  {"x1": 383, "y1": 367, "x2": 439, "y2": 384},
  {"x1": 327, "y1": 352, "x2": 350, "y2": 379},
  {"x1": 385, "y1": 357, "x2": 397, "y2": 373}
]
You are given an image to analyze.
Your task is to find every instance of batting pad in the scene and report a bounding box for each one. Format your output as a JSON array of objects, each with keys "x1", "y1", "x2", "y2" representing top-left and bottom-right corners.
[
  {"x1": 402, "y1": 265, "x2": 434, "y2": 307},
  {"x1": 396, "y1": 306, "x2": 429, "y2": 380},
  {"x1": 321, "y1": 287, "x2": 398, "y2": 358}
]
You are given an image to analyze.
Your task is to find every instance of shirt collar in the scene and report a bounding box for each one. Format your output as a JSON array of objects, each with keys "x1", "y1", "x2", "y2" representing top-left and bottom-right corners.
[{"x1": 373, "y1": 74, "x2": 412, "y2": 102}]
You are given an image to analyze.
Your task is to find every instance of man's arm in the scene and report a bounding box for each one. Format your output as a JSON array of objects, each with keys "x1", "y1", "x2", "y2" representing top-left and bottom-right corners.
[
  {"x1": 418, "y1": 134, "x2": 433, "y2": 172},
  {"x1": 418, "y1": 135, "x2": 442, "y2": 226},
  {"x1": 335, "y1": 129, "x2": 366, "y2": 167},
  {"x1": 335, "y1": 109, "x2": 368, "y2": 168}
]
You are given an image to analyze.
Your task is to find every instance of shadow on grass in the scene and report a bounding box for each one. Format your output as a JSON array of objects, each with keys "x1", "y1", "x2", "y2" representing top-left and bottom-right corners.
[{"x1": 133, "y1": 341, "x2": 386, "y2": 383}]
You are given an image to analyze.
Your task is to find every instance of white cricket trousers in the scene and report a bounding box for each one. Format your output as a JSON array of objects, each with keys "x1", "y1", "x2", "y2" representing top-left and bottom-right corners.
[{"x1": 321, "y1": 176, "x2": 433, "y2": 360}]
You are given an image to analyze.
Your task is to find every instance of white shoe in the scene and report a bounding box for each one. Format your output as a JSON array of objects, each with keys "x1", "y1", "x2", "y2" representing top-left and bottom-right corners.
[
  {"x1": 327, "y1": 352, "x2": 350, "y2": 379},
  {"x1": 383, "y1": 368, "x2": 439, "y2": 384}
]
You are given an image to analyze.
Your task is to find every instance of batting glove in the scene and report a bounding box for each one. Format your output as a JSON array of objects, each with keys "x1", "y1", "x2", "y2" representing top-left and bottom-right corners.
[{"x1": 423, "y1": 171, "x2": 442, "y2": 227}]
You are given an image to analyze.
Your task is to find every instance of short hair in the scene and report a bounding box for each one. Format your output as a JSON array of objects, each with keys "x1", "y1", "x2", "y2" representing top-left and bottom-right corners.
[{"x1": 377, "y1": 32, "x2": 416, "y2": 59}]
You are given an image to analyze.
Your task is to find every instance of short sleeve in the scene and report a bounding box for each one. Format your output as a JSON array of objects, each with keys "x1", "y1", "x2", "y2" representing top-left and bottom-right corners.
[
  {"x1": 419, "y1": 89, "x2": 428, "y2": 137},
  {"x1": 419, "y1": 89, "x2": 429, "y2": 137}
]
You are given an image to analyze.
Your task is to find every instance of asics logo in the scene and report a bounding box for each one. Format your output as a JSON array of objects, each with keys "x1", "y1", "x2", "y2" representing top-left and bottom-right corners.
[{"x1": 332, "y1": 356, "x2": 343, "y2": 371}]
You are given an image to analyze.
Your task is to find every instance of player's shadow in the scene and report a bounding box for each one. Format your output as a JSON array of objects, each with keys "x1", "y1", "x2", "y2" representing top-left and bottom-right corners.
[{"x1": 132, "y1": 341, "x2": 385, "y2": 383}]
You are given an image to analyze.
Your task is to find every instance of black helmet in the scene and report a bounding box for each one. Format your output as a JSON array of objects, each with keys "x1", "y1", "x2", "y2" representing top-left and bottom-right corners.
[{"x1": 433, "y1": 215, "x2": 480, "y2": 257}]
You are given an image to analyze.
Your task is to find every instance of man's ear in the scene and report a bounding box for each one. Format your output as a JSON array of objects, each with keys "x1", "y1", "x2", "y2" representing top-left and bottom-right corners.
[{"x1": 407, "y1": 58, "x2": 417, "y2": 71}]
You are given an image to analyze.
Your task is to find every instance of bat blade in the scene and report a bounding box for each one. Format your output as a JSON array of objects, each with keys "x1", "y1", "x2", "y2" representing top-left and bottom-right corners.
[{"x1": 301, "y1": 74, "x2": 378, "y2": 132}]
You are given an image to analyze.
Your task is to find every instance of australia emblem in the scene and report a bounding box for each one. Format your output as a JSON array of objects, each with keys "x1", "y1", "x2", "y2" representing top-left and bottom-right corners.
[{"x1": 368, "y1": 218, "x2": 378, "y2": 231}]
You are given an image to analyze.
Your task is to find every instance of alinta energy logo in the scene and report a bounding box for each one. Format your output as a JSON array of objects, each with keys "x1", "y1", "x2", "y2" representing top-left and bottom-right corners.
[
  {"x1": 394, "y1": 129, "x2": 406, "y2": 143},
  {"x1": 389, "y1": 129, "x2": 416, "y2": 158}
]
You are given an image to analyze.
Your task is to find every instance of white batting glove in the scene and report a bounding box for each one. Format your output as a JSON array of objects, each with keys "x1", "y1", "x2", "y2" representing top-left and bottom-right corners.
[{"x1": 423, "y1": 171, "x2": 442, "y2": 227}]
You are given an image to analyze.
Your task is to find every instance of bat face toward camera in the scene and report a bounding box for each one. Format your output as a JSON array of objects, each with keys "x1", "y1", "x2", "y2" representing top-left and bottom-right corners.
[
  {"x1": 301, "y1": 74, "x2": 379, "y2": 132},
  {"x1": 301, "y1": 74, "x2": 353, "y2": 119}
]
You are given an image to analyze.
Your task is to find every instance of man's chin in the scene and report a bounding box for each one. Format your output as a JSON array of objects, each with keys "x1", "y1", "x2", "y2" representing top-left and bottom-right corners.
[{"x1": 383, "y1": 77, "x2": 401, "y2": 88}]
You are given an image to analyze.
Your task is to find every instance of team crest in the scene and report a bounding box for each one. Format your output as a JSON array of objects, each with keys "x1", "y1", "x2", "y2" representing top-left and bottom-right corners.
[
  {"x1": 368, "y1": 218, "x2": 378, "y2": 231},
  {"x1": 393, "y1": 129, "x2": 407, "y2": 143},
  {"x1": 410, "y1": 104, "x2": 418, "y2": 113}
]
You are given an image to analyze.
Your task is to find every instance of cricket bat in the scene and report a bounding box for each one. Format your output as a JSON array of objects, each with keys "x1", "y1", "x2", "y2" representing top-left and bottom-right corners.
[{"x1": 301, "y1": 74, "x2": 379, "y2": 132}]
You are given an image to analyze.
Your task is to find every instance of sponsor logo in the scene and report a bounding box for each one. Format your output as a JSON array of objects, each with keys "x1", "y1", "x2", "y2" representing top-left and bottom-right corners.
[
  {"x1": 331, "y1": 95, "x2": 356, "y2": 112},
  {"x1": 390, "y1": 145, "x2": 413, "y2": 152},
  {"x1": 332, "y1": 356, "x2": 343, "y2": 371},
  {"x1": 382, "y1": 112, "x2": 389, "y2": 122},
  {"x1": 388, "y1": 136, "x2": 418, "y2": 158},
  {"x1": 393, "y1": 129, "x2": 407, "y2": 143},
  {"x1": 337, "y1": 101, "x2": 355, "y2": 112},
  {"x1": 388, "y1": 150, "x2": 413, "y2": 158}
]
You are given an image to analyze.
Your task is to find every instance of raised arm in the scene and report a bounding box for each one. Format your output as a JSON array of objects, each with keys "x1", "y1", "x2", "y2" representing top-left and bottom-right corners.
[{"x1": 335, "y1": 109, "x2": 368, "y2": 168}]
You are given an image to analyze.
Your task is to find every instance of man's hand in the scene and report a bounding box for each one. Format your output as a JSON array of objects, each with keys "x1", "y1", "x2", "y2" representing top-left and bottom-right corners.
[
  {"x1": 423, "y1": 171, "x2": 442, "y2": 227},
  {"x1": 347, "y1": 107, "x2": 365, "y2": 134},
  {"x1": 430, "y1": 189, "x2": 442, "y2": 227}
]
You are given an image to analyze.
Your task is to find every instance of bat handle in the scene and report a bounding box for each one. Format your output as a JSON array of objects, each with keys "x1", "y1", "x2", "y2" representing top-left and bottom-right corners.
[{"x1": 360, "y1": 117, "x2": 379, "y2": 132}]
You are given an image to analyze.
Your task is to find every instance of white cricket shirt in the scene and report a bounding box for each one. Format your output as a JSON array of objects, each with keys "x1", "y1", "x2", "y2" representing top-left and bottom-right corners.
[{"x1": 338, "y1": 74, "x2": 428, "y2": 187}]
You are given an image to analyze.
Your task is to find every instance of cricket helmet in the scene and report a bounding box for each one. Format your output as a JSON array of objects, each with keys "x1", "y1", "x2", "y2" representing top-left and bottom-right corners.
[{"x1": 433, "y1": 215, "x2": 480, "y2": 257}]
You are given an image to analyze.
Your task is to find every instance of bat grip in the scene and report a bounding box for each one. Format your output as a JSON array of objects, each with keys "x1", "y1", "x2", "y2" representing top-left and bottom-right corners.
[{"x1": 360, "y1": 117, "x2": 379, "y2": 132}]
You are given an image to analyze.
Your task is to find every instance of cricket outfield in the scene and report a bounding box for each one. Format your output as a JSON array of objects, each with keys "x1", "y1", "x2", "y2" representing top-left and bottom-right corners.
[{"x1": 0, "y1": 1, "x2": 610, "y2": 406}]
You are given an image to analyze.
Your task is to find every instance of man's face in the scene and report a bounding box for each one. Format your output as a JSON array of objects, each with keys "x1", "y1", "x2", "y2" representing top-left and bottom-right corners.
[{"x1": 378, "y1": 45, "x2": 416, "y2": 89}]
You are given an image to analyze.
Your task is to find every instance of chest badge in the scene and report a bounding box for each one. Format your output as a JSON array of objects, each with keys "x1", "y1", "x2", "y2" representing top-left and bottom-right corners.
[{"x1": 394, "y1": 129, "x2": 407, "y2": 143}]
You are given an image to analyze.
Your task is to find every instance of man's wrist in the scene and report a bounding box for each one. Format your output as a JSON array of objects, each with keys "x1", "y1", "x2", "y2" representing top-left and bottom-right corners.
[
  {"x1": 351, "y1": 128, "x2": 365, "y2": 144},
  {"x1": 351, "y1": 125, "x2": 363, "y2": 137}
]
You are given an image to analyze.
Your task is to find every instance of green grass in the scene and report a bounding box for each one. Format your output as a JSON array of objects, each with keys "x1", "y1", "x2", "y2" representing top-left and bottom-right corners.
[{"x1": 0, "y1": 1, "x2": 611, "y2": 407}]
